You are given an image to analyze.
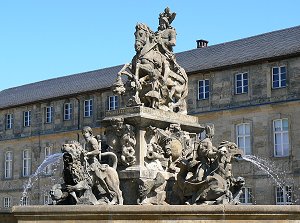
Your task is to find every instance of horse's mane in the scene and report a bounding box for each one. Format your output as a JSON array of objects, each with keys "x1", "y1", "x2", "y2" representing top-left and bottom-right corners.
[{"x1": 136, "y1": 23, "x2": 152, "y2": 33}]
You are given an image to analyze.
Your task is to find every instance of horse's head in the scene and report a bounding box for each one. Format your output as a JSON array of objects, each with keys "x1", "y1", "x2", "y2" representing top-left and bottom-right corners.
[{"x1": 134, "y1": 23, "x2": 154, "y2": 53}]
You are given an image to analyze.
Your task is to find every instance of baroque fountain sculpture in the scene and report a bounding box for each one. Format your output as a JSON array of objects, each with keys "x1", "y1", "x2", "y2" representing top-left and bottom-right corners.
[{"x1": 50, "y1": 7, "x2": 244, "y2": 206}]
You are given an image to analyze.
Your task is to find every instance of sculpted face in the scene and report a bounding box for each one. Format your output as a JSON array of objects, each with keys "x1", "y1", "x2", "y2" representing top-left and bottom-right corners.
[
  {"x1": 82, "y1": 130, "x2": 91, "y2": 140},
  {"x1": 159, "y1": 20, "x2": 167, "y2": 30},
  {"x1": 61, "y1": 143, "x2": 81, "y2": 160}
]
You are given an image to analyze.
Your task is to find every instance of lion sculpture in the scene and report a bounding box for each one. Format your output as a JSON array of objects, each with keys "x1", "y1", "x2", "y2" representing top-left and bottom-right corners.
[{"x1": 50, "y1": 141, "x2": 123, "y2": 205}]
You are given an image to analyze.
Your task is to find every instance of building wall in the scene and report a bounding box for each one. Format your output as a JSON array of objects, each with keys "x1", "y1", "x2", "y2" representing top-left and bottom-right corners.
[
  {"x1": 187, "y1": 56, "x2": 300, "y2": 205},
  {"x1": 0, "y1": 91, "x2": 113, "y2": 208},
  {"x1": 194, "y1": 101, "x2": 300, "y2": 204},
  {"x1": 0, "y1": 56, "x2": 299, "y2": 207},
  {"x1": 188, "y1": 57, "x2": 300, "y2": 114}
]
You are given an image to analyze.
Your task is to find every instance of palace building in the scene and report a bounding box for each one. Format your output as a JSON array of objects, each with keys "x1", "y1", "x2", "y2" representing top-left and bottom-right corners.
[{"x1": 1, "y1": 25, "x2": 300, "y2": 208}]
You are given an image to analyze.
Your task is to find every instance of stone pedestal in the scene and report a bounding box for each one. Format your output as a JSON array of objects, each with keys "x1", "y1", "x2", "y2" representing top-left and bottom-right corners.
[
  {"x1": 5, "y1": 205, "x2": 300, "y2": 223},
  {"x1": 102, "y1": 106, "x2": 204, "y2": 204}
]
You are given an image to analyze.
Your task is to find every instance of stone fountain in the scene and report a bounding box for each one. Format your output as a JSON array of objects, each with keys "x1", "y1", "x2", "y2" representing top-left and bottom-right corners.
[
  {"x1": 3, "y1": 7, "x2": 300, "y2": 223},
  {"x1": 45, "y1": 7, "x2": 244, "y2": 206}
]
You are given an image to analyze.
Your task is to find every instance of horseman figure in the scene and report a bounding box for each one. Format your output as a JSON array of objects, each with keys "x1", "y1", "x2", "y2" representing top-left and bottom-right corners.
[{"x1": 114, "y1": 7, "x2": 188, "y2": 114}]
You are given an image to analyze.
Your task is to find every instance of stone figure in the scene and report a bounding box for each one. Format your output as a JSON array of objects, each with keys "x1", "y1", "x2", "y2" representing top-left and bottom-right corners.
[
  {"x1": 137, "y1": 172, "x2": 167, "y2": 205},
  {"x1": 156, "y1": 7, "x2": 177, "y2": 57},
  {"x1": 105, "y1": 118, "x2": 136, "y2": 167},
  {"x1": 189, "y1": 125, "x2": 217, "y2": 183},
  {"x1": 113, "y1": 7, "x2": 188, "y2": 114},
  {"x1": 145, "y1": 124, "x2": 193, "y2": 172},
  {"x1": 173, "y1": 138, "x2": 244, "y2": 205},
  {"x1": 138, "y1": 123, "x2": 197, "y2": 205},
  {"x1": 50, "y1": 127, "x2": 123, "y2": 205}
]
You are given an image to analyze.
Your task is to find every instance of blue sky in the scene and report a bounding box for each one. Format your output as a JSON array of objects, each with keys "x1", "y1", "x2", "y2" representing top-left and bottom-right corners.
[{"x1": 1, "y1": 0, "x2": 300, "y2": 90}]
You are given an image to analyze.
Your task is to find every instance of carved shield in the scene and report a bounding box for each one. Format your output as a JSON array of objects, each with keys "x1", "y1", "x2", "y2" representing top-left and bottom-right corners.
[{"x1": 167, "y1": 138, "x2": 182, "y2": 161}]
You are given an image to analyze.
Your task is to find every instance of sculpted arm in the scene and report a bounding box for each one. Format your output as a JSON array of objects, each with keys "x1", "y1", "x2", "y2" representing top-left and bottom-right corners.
[{"x1": 118, "y1": 63, "x2": 134, "y2": 79}]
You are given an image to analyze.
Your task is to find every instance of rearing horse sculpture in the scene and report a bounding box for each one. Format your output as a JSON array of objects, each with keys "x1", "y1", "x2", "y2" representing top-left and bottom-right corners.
[{"x1": 115, "y1": 23, "x2": 188, "y2": 113}]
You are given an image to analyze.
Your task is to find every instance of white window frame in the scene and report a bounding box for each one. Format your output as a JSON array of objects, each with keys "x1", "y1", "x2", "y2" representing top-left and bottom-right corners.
[
  {"x1": 273, "y1": 119, "x2": 289, "y2": 157},
  {"x1": 23, "y1": 111, "x2": 31, "y2": 127},
  {"x1": 4, "y1": 151, "x2": 13, "y2": 179},
  {"x1": 236, "y1": 123, "x2": 251, "y2": 155},
  {"x1": 272, "y1": 66, "x2": 286, "y2": 89},
  {"x1": 22, "y1": 150, "x2": 31, "y2": 177},
  {"x1": 44, "y1": 147, "x2": 52, "y2": 175},
  {"x1": 64, "y1": 103, "x2": 72, "y2": 120},
  {"x1": 84, "y1": 99, "x2": 93, "y2": 117},
  {"x1": 239, "y1": 187, "x2": 253, "y2": 205},
  {"x1": 6, "y1": 113, "x2": 13, "y2": 129},
  {"x1": 198, "y1": 79, "x2": 209, "y2": 100},
  {"x1": 43, "y1": 194, "x2": 51, "y2": 205},
  {"x1": 235, "y1": 72, "x2": 248, "y2": 94},
  {"x1": 21, "y1": 196, "x2": 29, "y2": 206},
  {"x1": 276, "y1": 186, "x2": 292, "y2": 205},
  {"x1": 45, "y1": 106, "x2": 53, "y2": 123},
  {"x1": 4, "y1": 197, "x2": 11, "y2": 208},
  {"x1": 108, "y1": 96, "x2": 119, "y2": 111}
]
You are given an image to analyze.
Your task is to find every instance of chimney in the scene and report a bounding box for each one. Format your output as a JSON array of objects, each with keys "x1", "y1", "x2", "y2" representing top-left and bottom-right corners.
[{"x1": 196, "y1": 39, "x2": 208, "y2": 48}]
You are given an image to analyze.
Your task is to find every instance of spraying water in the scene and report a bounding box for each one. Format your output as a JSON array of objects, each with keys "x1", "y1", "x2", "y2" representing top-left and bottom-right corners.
[
  {"x1": 242, "y1": 154, "x2": 294, "y2": 203},
  {"x1": 20, "y1": 152, "x2": 63, "y2": 205},
  {"x1": 242, "y1": 155, "x2": 286, "y2": 187}
]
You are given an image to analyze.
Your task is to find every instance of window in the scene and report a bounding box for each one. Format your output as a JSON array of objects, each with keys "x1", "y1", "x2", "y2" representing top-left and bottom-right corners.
[
  {"x1": 22, "y1": 150, "x2": 31, "y2": 177},
  {"x1": 23, "y1": 111, "x2": 31, "y2": 127},
  {"x1": 6, "y1": 114, "x2": 13, "y2": 129},
  {"x1": 44, "y1": 147, "x2": 52, "y2": 175},
  {"x1": 276, "y1": 186, "x2": 292, "y2": 205},
  {"x1": 272, "y1": 66, "x2": 286, "y2": 89},
  {"x1": 198, "y1": 79, "x2": 209, "y2": 100},
  {"x1": 4, "y1": 151, "x2": 13, "y2": 179},
  {"x1": 4, "y1": 197, "x2": 11, "y2": 208},
  {"x1": 84, "y1": 99, "x2": 93, "y2": 117},
  {"x1": 64, "y1": 103, "x2": 72, "y2": 120},
  {"x1": 45, "y1": 106, "x2": 53, "y2": 123},
  {"x1": 235, "y1": 72, "x2": 248, "y2": 94},
  {"x1": 236, "y1": 123, "x2": 251, "y2": 155},
  {"x1": 108, "y1": 96, "x2": 119, "y2": 110},
  {"x1": 273, "y1": 119, "x2": 289, "y2": 157},
  {"x1": 239, "y1": 187, "x2": 253, "y2": 204},
  {"x1": 44, "y1": 194, "x2": 51, "y2": 205},
  {"x1": 20, "y1": 196, "x2": 29, "y2": 206}
]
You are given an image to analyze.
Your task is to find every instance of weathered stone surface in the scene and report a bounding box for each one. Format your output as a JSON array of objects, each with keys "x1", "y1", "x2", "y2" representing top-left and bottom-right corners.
[
  {"x1": 4, "y1": 205, "x2": 300, "y2": 223},
  {"x1": 50, "y1": 127, "x2": 123, "y2": 205},
  {"x1": 113, "y1": 7, "x2": 188, "y2": 114},
  {"x1": 104, "y1": 106, "x2": 203, "y2": 132}
]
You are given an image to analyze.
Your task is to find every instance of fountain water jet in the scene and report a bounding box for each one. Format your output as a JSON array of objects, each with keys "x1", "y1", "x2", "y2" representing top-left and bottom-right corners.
[
  {"x1": 20, "y1": 152, "x2": 63, "y2": 205},
  {"x1": 241, "y1": 154, "x2": 294, "y2": 204}
]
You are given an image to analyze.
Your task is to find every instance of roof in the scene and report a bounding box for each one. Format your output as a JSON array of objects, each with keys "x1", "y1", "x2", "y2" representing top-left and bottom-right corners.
[
  {"x1": 1, "y1": 25, "x2": 300, "y2": 109},
  {"x1": 177, "y1": 25, "x2": 300, "y2": 73}
]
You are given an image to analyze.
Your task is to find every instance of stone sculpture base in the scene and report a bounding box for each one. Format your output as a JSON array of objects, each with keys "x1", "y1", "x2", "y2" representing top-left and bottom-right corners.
[
  {"x1": 103, "y1": 106, "x2": 204, "y2": 204},
  {"x1": 3, "y1": 205, "x2": 300, "y2": 223}
]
